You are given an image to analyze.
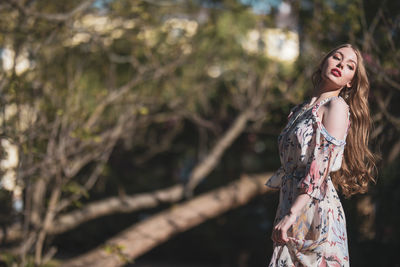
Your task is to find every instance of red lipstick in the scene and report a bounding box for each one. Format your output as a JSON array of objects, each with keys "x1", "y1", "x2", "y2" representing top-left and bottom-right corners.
[{"x1": 331, "y1": 68, "x2": 341, "y2": 77}]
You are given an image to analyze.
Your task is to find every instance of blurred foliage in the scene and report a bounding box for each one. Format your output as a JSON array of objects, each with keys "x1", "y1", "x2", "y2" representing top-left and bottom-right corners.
[{"x1": 0, "y1": 252, "x2": 60, "y2": 267}]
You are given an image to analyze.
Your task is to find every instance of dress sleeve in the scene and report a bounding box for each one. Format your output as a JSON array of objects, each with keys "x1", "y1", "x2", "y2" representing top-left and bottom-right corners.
[
  {"x1": 265, "y1": 166, "x2": 285, "y2": 189},
  {"x1": 264, "y1": 104, "x2": 301, "y2": 189},
  {"x1": 297, "y1": 98, "x2": 350, "y2": 200},
  {"x1": 287, "y1": 103, "x2": 302, "y2": 120}
]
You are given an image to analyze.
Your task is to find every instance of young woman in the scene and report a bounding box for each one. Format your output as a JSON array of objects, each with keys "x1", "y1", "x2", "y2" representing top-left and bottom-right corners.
[{"x1": 265, "y1": 44, "x2": 377, "y2": 266}]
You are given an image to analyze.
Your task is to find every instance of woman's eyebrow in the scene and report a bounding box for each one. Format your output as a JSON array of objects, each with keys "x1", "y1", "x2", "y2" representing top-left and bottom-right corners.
[{"x1": 337, "y1": 51, "x2": 357, "y2": 66}]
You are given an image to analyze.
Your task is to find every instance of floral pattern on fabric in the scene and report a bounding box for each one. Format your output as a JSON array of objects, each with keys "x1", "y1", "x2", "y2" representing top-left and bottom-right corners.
[{"x1": 265, "y1": 96, "x2": 351, "y2": 267}]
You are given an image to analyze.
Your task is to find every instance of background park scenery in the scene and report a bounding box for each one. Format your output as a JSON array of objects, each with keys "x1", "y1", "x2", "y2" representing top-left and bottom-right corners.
[{"x1": 0, "y1": 0, "x2": 399, "y2": 266}]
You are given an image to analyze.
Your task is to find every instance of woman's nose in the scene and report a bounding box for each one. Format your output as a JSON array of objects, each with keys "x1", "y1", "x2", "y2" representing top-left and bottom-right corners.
[{"x1": 336, "y1": 62, "x2": 344, "y2": 69}]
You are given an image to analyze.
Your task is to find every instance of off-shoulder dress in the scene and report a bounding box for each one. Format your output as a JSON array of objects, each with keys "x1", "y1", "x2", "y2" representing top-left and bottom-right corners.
[{"x1": 266, "y1": 95, "x2": 351, "y2": 267}]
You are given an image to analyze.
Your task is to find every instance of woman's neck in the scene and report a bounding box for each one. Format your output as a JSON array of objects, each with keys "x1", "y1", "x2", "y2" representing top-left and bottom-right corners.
[{"x1": 308, "y1": 81, "x2": 342, "y2": 107}]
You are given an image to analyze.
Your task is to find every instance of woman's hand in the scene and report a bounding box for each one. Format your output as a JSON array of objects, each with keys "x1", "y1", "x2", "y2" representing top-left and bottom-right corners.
[
  {"x1": 271, "y1": 212, "x2": 297, "y2": 245},
  {"x1": 271, "y1": 193, "x2": 310, "y2": 244}
]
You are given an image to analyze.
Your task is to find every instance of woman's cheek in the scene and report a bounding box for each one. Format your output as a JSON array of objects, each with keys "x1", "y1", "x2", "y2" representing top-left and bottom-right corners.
[{"x1": 345, "y1": 72, "x2": 354, "y2": 84}]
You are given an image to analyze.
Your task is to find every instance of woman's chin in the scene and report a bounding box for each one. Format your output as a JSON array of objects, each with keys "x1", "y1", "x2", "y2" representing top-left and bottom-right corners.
[{"x1": 321, "y1": 76, "x2": 345, "y2": 91}]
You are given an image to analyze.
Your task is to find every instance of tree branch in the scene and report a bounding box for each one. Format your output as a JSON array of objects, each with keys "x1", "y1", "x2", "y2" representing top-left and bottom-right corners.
[
  {"x1": 184, "y1": 108, "x2": 254, "y2": 198},
  {"x1": 50, "y1": 184, "x2": 185, "y2": 235}
]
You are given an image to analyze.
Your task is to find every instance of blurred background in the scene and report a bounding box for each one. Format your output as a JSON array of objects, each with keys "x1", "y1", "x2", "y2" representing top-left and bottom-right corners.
[{"x1": 0, "y1": 0, "x2": 399, "y2": 266}]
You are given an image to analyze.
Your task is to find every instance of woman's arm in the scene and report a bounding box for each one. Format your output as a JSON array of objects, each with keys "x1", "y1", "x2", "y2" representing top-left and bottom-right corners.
[{"x1": 271, "y1": 193, "x2": 311, "y2": 244}]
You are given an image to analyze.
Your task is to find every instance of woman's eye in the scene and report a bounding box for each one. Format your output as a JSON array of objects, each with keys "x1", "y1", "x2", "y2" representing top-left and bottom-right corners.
[
  {"x1": 348, "y1": 65, "x2": 354, "y2": 70},
  {"x1": 333, "y1": 55, "x2": 340, "y2": 60}
]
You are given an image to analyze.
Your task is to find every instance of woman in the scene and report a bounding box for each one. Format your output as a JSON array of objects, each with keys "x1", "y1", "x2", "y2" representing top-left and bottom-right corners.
[{"x1": 265, "y1": 44, "x2": 377, "y2": 266}]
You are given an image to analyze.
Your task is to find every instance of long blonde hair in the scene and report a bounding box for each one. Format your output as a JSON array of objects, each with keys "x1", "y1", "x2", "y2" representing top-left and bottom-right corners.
[{"x1": 312, "y1": 44, "x2": 378, "y2": 198}]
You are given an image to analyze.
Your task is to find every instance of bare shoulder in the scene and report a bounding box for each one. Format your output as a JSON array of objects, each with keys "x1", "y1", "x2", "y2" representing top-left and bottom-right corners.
[
  {"x1": 326, "y1": 96, "x2": 349, "y2": 116},
  {"x1": 321, "y1": 97, "x2": 350, "y2": 140},
  {"x1": 328, "y1": 96, "x2": 349, "y2": 110}
]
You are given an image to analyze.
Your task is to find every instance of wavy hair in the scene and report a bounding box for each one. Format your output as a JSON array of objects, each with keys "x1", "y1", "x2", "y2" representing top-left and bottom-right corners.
[{"x1": 312, "y1": 44, "x2": 379, "y2": 198}]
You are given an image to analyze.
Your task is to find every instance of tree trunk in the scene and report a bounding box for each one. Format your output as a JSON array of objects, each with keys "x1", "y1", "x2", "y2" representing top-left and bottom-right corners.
[{"x1": 61, "y1": 172, "x2": 275, "y2": 267}]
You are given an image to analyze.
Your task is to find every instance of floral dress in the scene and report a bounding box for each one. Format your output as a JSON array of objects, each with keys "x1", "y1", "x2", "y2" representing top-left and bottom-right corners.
[{"x1": 265, "y1": 95, "x2": 351, "y2": 267}]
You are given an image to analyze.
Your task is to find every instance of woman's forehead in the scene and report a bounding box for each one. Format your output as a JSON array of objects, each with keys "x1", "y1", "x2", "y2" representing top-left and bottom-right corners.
[{"x1": 334, "y1": 47, "x2": 358, "y2": 63}]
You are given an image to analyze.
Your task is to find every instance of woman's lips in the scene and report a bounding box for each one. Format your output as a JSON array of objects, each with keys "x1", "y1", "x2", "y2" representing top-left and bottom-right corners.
[{"x1": 331, "y1": 68, "x2": 341, "y2": 77}]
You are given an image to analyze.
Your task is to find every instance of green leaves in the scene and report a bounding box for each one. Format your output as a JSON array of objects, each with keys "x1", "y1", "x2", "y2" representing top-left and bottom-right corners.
[
  {"x1": 103, "y1": 243, "x2": 134, "y2": 264},
  {"x1": 62, "y1": 181, "x2": 90, "y2": 199}
]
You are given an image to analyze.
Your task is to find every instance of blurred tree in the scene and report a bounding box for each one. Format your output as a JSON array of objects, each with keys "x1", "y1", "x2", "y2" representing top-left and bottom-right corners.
[
  {"x1": 0, "y1": 0, "x2": 291, "y2": 265},
  {"x1": 0, "y1": 0, "x2": 398, "y2": 266},
  {"x1": 0, "y1": 189, "x2": 13, "y2": 244}
]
